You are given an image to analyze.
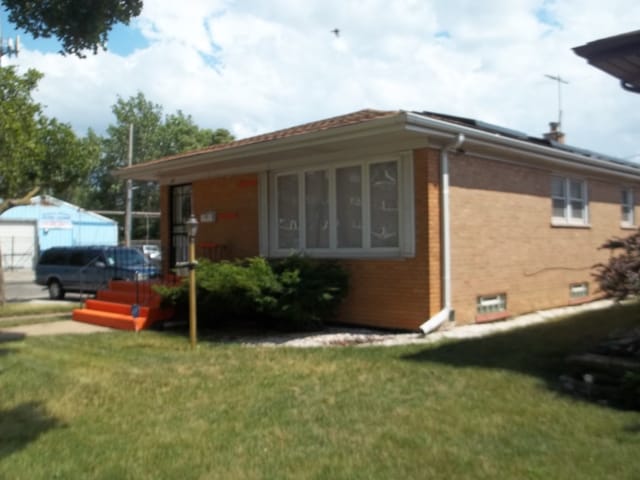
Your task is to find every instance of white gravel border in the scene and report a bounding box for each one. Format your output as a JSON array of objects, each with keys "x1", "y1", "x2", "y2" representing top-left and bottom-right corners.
[{"x1": 229, "y1": 299, "x2": 616, "y2": 348}]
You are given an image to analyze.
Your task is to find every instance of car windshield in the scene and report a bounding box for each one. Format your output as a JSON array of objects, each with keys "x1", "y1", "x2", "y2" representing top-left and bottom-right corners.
[{"x1": 105, "y1": 248, "x2": 147, "y2": 267}]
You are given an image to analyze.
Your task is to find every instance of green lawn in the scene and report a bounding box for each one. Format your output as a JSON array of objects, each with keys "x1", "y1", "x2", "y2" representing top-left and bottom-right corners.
[
  {"x1": 0, "y1": 302, "x2": 77, "y2": 327},
  {"x1": 1, "y1": 303, "x2": 640, "y2": 479}
]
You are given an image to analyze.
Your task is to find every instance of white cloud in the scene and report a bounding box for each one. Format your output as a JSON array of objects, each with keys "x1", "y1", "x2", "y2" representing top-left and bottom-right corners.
[{"x1": 6, "y1": 0, "x2": 640, "y2": 158}]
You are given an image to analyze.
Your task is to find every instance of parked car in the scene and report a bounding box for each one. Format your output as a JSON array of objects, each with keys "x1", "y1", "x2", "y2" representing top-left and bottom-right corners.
[
  {"x1": 137, "y1": 244, "x2": 161, "y2": 263},
  {"x1": 35, "y1": 246, "x2": 160, "y2": 299}
]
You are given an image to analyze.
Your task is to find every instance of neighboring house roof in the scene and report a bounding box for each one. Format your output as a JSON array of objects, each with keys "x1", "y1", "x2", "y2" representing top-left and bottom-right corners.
[
  {"x1": 117, "y1": 109, "x2": 640, "y2": 183},
  {"x1": 574, "y1": 30, "x2": 640, "y2": 93},
  {"x1": 0, "y1": 195, "x2": 116, "y2": 225}
]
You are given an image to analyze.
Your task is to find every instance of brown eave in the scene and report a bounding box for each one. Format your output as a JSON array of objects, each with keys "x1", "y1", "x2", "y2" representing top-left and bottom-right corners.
[
  {"x1": 124, "y1": 108, "x2": 400, "y2": 172},
  {"x1": 574, "y1": 30, "x2": 640, "y2": 93}
]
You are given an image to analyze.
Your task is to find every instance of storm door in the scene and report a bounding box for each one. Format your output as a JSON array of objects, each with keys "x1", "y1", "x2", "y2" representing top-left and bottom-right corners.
[{"x1": 170, "y1": 184, "x2": 192, "y2": 266}]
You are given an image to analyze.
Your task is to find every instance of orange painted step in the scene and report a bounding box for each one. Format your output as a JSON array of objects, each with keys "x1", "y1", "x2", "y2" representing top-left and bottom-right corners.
[
  {"x1": 96, "y1": 290, "x2": 163, "y2": 308},
  {"x1": 72, "y1": 309, "x2": 144, "y2": 331},
  {"x1": 84, "y1": 299, "x2": 150, "y2": 318}
]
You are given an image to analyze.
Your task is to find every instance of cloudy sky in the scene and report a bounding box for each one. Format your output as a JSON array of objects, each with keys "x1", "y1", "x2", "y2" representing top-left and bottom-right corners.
[{"x1": 2, "y1": 0, "x2": 640, "y2": 159}]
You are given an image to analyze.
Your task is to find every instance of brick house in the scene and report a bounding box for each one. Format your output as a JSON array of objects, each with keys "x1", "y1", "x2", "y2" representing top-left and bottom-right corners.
[{"x1": 119, "y1": 109, "x2": 640, "y2": 332}]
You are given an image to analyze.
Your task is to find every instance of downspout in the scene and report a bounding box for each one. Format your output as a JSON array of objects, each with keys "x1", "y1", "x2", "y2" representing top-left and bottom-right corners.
[{"x1": 420, "y1": 133, "x2": 465, "y2": 334}]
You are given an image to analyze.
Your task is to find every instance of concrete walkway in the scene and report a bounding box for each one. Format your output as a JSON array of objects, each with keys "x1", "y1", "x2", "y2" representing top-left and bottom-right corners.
[{"x1": 0, "y1": 320, "x2": 113, "y2": 341}]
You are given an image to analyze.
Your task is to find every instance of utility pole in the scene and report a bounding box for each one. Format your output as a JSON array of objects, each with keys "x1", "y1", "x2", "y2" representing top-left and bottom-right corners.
[
  {"x1": 124, "y1": 124, "x2": 134, "y2": 246},
  {"x1": 544, "y1": 74, "x2": 569, "y2": 129}
]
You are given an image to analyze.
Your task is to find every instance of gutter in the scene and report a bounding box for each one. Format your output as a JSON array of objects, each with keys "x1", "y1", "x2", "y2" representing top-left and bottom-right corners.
[
  {"x1": 420, "y1": 133, "x2": 465, "y2": 334},
  {"x1": 405, "y1": 112, "x2": 640, "y2": 180}
]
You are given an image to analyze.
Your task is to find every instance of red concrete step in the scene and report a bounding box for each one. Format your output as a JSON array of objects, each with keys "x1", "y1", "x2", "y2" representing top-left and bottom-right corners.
[
  {"x1": 72, "y1": 308, "x2": 145, "y2": 331},
  {"x1": 96, "y1": 289, "x2": 163, "y2": 308},
  {"x1": 84, "y1": 299, "x2": 150, "y2": 318}
]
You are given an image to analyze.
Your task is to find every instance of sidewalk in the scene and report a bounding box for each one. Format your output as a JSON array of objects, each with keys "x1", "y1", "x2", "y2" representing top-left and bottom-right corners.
[{"x1": 0, "y1": 320, "x2": 113, "y2": 341}]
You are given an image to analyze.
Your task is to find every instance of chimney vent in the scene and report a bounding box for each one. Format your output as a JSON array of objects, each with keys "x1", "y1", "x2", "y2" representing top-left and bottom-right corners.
[{"x1": 543, "y1": 121, "x2": 565, "y2": 144}]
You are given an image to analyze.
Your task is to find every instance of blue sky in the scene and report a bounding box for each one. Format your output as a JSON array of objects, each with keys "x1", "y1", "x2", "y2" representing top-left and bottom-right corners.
[
  {"x1": 2, "y1": 0, "x2": 639, "y2": 159},
  {"x1": 1, "y1": 9, "x2": 149, "y2": 56}
]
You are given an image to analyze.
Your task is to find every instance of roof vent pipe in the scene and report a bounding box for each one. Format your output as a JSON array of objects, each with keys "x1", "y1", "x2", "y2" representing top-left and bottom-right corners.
[{"x1": 420, "y1": 133, "x2": 465, "y2": 334}]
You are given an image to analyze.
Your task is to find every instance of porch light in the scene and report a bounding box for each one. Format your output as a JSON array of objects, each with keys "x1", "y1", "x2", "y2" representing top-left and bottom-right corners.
[
  {"x1": 186, "y1": 214, "x2": 199, "y2": 239},
  {"x1": 186, "y1": 214, "x2": 198, "y2": 348}
]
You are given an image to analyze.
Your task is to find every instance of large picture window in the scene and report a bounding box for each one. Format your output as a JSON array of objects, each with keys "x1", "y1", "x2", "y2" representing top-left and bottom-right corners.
[{"x1": 268, "y1": 155, "x2": 414, "y2": 257}]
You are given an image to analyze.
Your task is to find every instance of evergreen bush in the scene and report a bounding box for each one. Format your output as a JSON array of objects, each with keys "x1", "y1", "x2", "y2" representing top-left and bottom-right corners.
[{"x1": 154, "y1": 255, "x2": 349, "y2": 331}]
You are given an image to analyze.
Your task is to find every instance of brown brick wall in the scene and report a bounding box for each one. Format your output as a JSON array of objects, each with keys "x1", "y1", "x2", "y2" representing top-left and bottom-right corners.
[
  {"x1": 159, "y1": 147, "x2": 633, "y2": 331},
  {"x1": 336, "y1": 148, "x2": 439, "y2": 330},
  {"x1": 192, "y1": 174, "x2": 260, "y2": 259},
  {"x1": 448, "y1": 153, "x2": 637, "y2": 324}
]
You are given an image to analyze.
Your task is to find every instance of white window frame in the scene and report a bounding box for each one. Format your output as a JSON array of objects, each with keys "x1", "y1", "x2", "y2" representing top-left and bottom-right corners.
[
  {"x1": 477, "y1": 293, "x2": 507, "y2": 315},
  {"x1": 265, "y1": 153, "x2": 415, "y2": 258},
  {"x1": 569, "y1": 282, "x2": 589, "y2": 299},
  {"x1": 551, "y1": 175, "x2": 589, "y2": 226},
  {"x1": 621, "y1": 187, "x2": 635, "y2": 227}
]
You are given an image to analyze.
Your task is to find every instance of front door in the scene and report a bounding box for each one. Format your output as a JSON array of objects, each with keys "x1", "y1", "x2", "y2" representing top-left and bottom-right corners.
[{"x1": 170, "y1": 184, "x2": 192, "y2": 267}]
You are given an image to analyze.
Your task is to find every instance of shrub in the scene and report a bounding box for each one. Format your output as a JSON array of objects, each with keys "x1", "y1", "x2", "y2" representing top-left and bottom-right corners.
[
  {"x1": 593, "y1": 230, "x2": 640, "y2": 300},
  {"x1": 267, "y1": 255, "x2": 349, "y2": 331},
  {"x1": 154, "y1": 255, "x2": 349, "y2": 331}
]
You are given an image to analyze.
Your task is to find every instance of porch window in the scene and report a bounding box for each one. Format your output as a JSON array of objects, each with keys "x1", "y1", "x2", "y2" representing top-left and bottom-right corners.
[{"x1": 268, "y1": 154, "x2": 414, "y2": 257}]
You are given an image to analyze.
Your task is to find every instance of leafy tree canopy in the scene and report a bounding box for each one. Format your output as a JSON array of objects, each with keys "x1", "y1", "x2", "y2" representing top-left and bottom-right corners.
[
  {"x1": 2, "y1": 0, "x2": 143, "y2": 56},
  {"x1": 85, "y1": 92, "x2": 234, "y2": 240},
  {"x1": 0, "y1": 66, "x2": 97, "y2": 201}
]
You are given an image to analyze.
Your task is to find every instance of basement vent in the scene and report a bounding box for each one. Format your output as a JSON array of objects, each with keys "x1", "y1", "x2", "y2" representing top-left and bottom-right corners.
[
  {"x1": 477, "y1": 294, "x2": 507, "y2": 315},
  {"x1": 570, "y1": 283, "x2": 589, "y2": 299}
]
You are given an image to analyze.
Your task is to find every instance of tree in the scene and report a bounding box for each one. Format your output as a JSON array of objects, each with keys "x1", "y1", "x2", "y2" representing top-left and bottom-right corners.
[
  {"x1": 85, "y1": 92, "x2": 234, "y2": 240},
  {"x1": 593, "y1": 230, "x2": 640, "y2": 301},
  {"x1": 2, "y1": 0, "x2": 143, "y2": 56},
  {"x1": 0, "y1": 66, "x2": 97, "y2": 201}
]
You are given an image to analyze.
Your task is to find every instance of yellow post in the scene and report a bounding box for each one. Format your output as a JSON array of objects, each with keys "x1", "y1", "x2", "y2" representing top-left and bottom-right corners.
[
  {"x1": 188, "y1": 237, "x2": 197, "y2": 348},
  {"x1": 186, "y1": 214, "x2": 199, "y2": 348}
]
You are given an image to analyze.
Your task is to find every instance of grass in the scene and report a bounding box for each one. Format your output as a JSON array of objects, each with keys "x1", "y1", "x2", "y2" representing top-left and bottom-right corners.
[
  {"x1": 1, "y1": 303, "x2": 640, "y2": 479},
  {"x1": 0, "y1": 302, "x2": 77, "y2": 327}
]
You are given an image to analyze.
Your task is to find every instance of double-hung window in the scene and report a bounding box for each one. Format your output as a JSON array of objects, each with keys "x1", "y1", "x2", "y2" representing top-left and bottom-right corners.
[
  {"x1": 621, "y1": 188, "x2": 635, "y2": 227},
  {"x1": 551, "y1": 175, "x2": 588, "y2": 226},
  {"x1": 268, "y1": 154, "x2": 414, "y2": 257}
]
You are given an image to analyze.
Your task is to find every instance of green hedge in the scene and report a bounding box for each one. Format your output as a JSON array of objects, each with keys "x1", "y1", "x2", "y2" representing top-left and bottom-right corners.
[{"x1": 155, "y1": 255, "x2": 349, "y2": 331}]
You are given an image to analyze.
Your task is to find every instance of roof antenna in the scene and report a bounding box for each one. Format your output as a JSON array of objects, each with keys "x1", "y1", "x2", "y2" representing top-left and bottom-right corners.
[{"x1": 544, "y1": 74, "x2": 569, "y2": 129}]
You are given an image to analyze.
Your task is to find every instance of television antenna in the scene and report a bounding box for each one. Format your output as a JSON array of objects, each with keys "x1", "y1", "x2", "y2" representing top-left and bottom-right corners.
[{"x1": 544, "y1": 74, "x2": 569, "y2": 129}]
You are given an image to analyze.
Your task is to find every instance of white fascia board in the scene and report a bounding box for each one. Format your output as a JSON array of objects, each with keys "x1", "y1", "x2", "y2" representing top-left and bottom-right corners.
[{"x1": 405, "y1": 112, "x2": 640, "y2": 181}]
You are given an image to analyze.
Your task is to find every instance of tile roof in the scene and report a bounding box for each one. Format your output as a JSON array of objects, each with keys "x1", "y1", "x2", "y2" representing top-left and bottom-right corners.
[{"x1": 138, "y1": 108, "x2": 400, "y2": 168}]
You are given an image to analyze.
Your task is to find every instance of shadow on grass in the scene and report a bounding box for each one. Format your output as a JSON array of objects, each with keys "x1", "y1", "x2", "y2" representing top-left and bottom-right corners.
[
  {"x1": 0, "y1": 332, "x2": 25, "y2": 344},
  {"x1": 402, "y1": 302, "x2": 640, "y2": 407},
  {"x1": 0, "y1": 402, "x2": 64, "y2": 459}
]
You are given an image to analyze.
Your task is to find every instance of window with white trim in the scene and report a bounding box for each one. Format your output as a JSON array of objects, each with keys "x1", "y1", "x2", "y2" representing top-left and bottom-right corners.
[
  {"x1": 551, "y1": 175, "x2": 588, "y2": 225},
  {"x1": 621, "y1": 188, "x2": 635, "y2": 226},
  {"x1": 269, "y1": 155, "x2": 414, "y2": 257},
  {"x1": 477, "y1": 294, "x2": 507, "y2": 315},
  {"x1": 569, "y1": 283, "x2": 589, "y2": 299}
]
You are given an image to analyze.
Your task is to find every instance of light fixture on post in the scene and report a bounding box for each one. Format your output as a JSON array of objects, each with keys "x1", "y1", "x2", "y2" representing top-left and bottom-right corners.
[{"x1": 186, "y1": 214, "x2": 199, "y2": 348}]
